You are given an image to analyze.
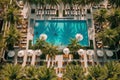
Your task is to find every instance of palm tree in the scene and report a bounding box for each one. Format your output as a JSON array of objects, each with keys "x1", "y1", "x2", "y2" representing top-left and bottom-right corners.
[
  {"x1": 46, "y1": 0, "x2": 60, "y2": 7},
  {"x1": 115, "y1": 27, "x2": 120, "y2": 49},
  {"x1": 87, "y1": 64, "x2": 106, "y2": 80},
  {"x1": 63, "y1": 64, "x2": 85, "y2": 80},
  {"x1": 4, "y1": 6, "x2": 20, "y2": 26},
  {"x1": 5, "y1": 25, "x2": 21, "y2": 50},
  {"x1": 0, "y1": 64, "x2": 24, "y2": 80},
  {"x1": 77, "y1": 0, "x2": 88, "y2": 7},
  {"x1": 43, "y1": 43, "x2": 58, "y2": 59},
  {"x1": 38, "y1": 66, "x2": 57, "y2": 80},
  {"x1": 43, "y1": 43, "x2": 59, "y2": 67},
  {"x1": 24, "y1": 65, "x2": 57, "y2": 80},
  {"x1": 87, "y1": 0, "x2": 104, "y2": 6},
  {"x1": 68, "y1": 38, "x2": 83, "y2": 53},
  {"x1": 108, "y1": 0, "x2": 120, "y2": 8},
  {"x1": 103, "y1": 61, "x2": 120, "y2": 80},
  {"x1": 87, "y1": 62, "x2": 120, "y2": 80},
  {"x1": 32, "y1": 39, "x2": 59, "y2": 67},
  {"x1": 0, "y1": 0, "x2": 10, "y2": 61},
  {"x1": 107, "y1": 9, "x2": 120, "y2": 29},
  {"x1": 96, "y1": 28, "x2": 119, "y2": 49},
  {"x1": 24, "y1": 66, "x2": 39, "y2": 80},
  {"x1": 32, "y1": 39, "x2": 48, "y2": 50},
  {"x1": 94, "y1": 9, "x2": 108, "y2": 30},
  {"x1": 22, "y1": 0, "x2": 35, "y2": 5}
]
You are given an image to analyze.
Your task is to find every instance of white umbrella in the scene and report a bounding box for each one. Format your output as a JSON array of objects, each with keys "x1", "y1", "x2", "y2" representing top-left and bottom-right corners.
[
  {"x1": 106, "y1": 50, "x2": 113, "y2": 57},
  {"x1": 35, "y1": 50, "x2": 42, "y2": 56},
  {"x1": 77, "y1": 49, "x2": 84, "y2": 55},
  {"x1": 8, "y1": 51, "x2": 15, "y2": 57},
  {"x1": 75, "y1": 33, "x2": 83, "y2": 41},
  {"x1": 63, "y1": 48, "x2": 70, "y2": 55},
  {"x1": 87, "y1": 50, "x2": 94, "y2": 55},
  {"x1": 97, "y1": 50, "x2": 104, "y2": 57},
  {"x1": 39, "y1": 34, "x2": 47, "y2": 40},
  {"x1": 18, "y1": 50, "x2": 24, "y2": 57},
  {"x1": 27, "y1": 50, "x2": 33, "y2": 56}
]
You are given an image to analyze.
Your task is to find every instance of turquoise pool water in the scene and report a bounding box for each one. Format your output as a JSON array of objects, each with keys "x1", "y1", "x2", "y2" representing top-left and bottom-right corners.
[{"x1": 33, "y1": 20, "x2": 89, "y2": 46}]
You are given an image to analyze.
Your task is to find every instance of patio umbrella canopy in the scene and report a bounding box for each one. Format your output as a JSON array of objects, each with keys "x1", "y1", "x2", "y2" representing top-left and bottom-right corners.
[
  {"x1": 105, "y1": 50, "x2": 113, "y2": 57},
  {"x1": 75, "y1": 33, "x2": 83, "y2": 41},
  {"x1": 97, "y1": 50, "x2": 104, "y2": 57},
  {"x1": 8, "y1": 51, "x2": 15, "y2": 57},
  {"x1": 87, "y1": 50, "x2": 94, "y2": 56},
  {"x1": 39, "y1": 34, "x2": 47, "y2": 41},
  {"x1": 63, "y1": 48, "x2": 70, "y2": 55},
  {"x1": 35, "y1": 50, "x2": 42, "y2": 56},
  {"x1": 27, "y1": 50, "x2": 33, "y2": 56},
  {"x1": 77, "y1": 49, "x2": 84, "y2": 55},
  {"x1": 18, "y1": 50, "x2": 24, "y2": 57}
]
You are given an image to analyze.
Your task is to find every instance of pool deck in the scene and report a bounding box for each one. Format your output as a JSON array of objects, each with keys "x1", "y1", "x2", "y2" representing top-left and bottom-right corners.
[{"x1": 22, "y1": 3, "x2": 95, "y2": 67}]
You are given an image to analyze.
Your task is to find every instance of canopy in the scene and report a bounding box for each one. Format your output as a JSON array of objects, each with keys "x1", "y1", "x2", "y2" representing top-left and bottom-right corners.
[
  {"x1": 35, "y1": 50, "x2": 42, "y2": 56},
  {"x1": 18, "y1": 50, "x2": 24, "y2": 57},
  {"x1": 27, "y1": 50, "x2": 33, "y2": 56},
  {"x1": 77, "y1": 49, "x2": 84, "y2": 55},
  {"x1": 39, "y1": 34, "x2": 47, "y2": 40},
  {"x1": 8, "y1": 51, "x2": 15, "y2": 57},
  {"x1": 75, "y1": 33, "x2": 83, "y2": 41},
  {"x1": 106, "y1": 50, "x2": 113, "y2": 57},
  {"x1": 97, "y1": 50, "x2": 104, "y2": 57},
  {"x1": 87, "y1": 50, "x2": 94, "y2": 55},
  {"x1": 63, "y1": 48, "x2": 70, "y2": 55}
]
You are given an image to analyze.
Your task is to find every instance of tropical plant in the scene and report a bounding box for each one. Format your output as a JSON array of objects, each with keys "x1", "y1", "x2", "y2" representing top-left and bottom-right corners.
[
  {"x1": 43, "y1": 43, "x2": 59, "y2": 58},
  {"x1": 87, "y1": 62, "x2": 120, "y2": 80},
  {"x1": 63, "y1": 64, "x2": 85, "y2": 80},
  {"x1": 43, "y1": 43, "x2": 59, "y2": 67},
  {"x1": 68, "y1": 38, "x2": 83, "y2": 54},
  {"x1": 38, "y1": 66, "x2": 57, "y2": 80},
  {"x1": 94, "y1": 9, "x2": 108, "y2": 29},
  {"x1": 32, "y1": 39, "x2": 48, "y2": 50},
  {"x1": 86, "y1": 64, "x2": 106, "y2": 80},
  {"x1": 46, "y1": 0, "x2": 60, "y2": 7},
  {"x1": 115, "y1": 27, "x2": 120, "y2": 48},
  {"x1": 103, "y1": 61, "x2": 120, "y2": 80},
  {"x1": 32, "y1": 39, "x2": 59, "y2": 67},
  {"x1": 107, "y1": 9, "x2": 120, "y2": 29},
  {"x1": 96, "y1": 28, "x2": 119, "y2": 49},
  {"x1": 5, "y1": 25, "x2": 21, "y2": 50},
  {"x1": 77, "y1": 0, "x2": 103, "y2": 9},
  {"x1": 108, "y1": 0, "x2": 120, "y2": 8},
  {"x1": 22, "y1": 0, "x2": 36, "y2": 5},
  {"x1": 0, "y1": 64, "x2": 24, "y2": 80},
  {"x1": 62, "y1": 0, "x2": 73, "y2": 7},
  {"x1": 24, "y1": 66, "x2": 39, "y2": 80},
  {"x1": 4, "y1": 6, "x2": 20, "y2": 25}
]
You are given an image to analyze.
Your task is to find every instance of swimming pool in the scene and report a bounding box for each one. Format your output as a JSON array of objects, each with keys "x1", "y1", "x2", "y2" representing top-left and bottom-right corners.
[{"x1": 33, "y1": 20, "x2": 89, "y2": 46}]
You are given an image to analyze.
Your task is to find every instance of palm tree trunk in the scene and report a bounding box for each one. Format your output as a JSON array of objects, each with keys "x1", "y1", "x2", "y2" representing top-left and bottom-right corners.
[{"x1": 0, "y1": 21, "x2": 8, "y2": 61}]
